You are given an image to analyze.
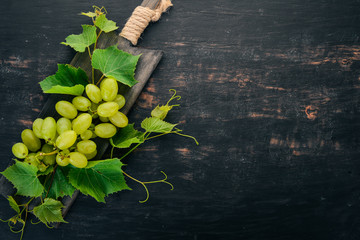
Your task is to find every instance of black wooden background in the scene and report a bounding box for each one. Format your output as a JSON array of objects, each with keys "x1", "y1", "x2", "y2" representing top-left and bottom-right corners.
[{"x1": 1, "y1": 0, "x2": 360, "y2": 239}]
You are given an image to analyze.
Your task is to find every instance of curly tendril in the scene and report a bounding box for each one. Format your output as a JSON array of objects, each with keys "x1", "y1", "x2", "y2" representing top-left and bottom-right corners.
[
  {"x1": 166, "y1": 89, "x2": 181, "y2": 106},
  {"x1": 30, "y1": 219, "x2": 42, "y2": 225},
  {"x1": 122, "y1": 171, "x2": 174, "y2": 203},
  {"x1": 93, "y1": 5, "x2": 107, "y2": 16}
]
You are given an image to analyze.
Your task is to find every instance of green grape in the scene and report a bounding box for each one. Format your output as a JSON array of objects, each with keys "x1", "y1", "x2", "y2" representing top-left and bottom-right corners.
[
  {"x1": 36, "y1": 152, "x2": 44, "y2": 161},
  {"x1": 72, "y1": 96, "x2": 91, "y2": 111},
  {"x1": 84, "y1": 149, "x2": 97, "y2": 160},
  {"x1": 55, "y1": 100, "x2": 78, "y2": 119},
  {"x1": 57, "y1": 117, "x2": 72, "y2": 135},
  {"x1": 113, "y1": 94, "x2": 126, "y2": 109},
  {"x1": 69, "y1": 152, "x2": 88, "y2": 168},
  {"x1": 43, "y1": 155, "x2": 56, "y2": 166},
  {"x1": 25, "y1": 153, "x2": 39, "y2": 167},
  {"x1": 97, "y1": 102, "x2": 119, "y2": 117},
  {"x1": 94, "y1": 123, "x2": 117, "y2": 138},
  {"x1": 99, "y1": 116, "x2": 109, "y2": 122},
  {"x1": 41, "y1": 117, "x2": 57, "y2": 143},
  {"x1": 41, "y1": 144, "x2": 56, "y2": 166},
  {"x1": 89, "y1": 102, "x2": 99, "y2": 112},
  {"x1": 91, "y1": 131, "x2": 97, "y2": 138},
  {"x1": 109, "y1": 111, "x2": 128, "y2": 128},
  {"x1": 56, "y1": 152, "x2": 70, "y2": 167},
  {"x1": 56, "y1": 130, "x2": 77, "y2": 150},
  {"x1": 100, "y1": 77, "x2": 118, "y2": 101},
  {"x1": 76, "y1": 140, "x2": 97, "y2": 154},
  {"x1": 86, "y1": 84, "x2": 102, "y2": 103},
  {"x1": 12, "y1": 143, "x2": 28, "y2": 159},
  {"x1": 38, "y1": 163, "x2": 48, "y2": 172},
  {"x1": 72, "y1": 113, "x2": 92, "y2": 134},
  {"x1": 62, "y1": 149, "x2": 71, "y2": 155},
  {"x1": 54, "y1": 132, "x2": 59, "y2": 143},
  {"x1": 21, "y1": 129, "x2": 41, "y2": 152},
  {"x1": 89, "y1": 102, "x2": 99, "y2": 119},
  {"x1": 32, "y1": 118, "x2": 43, "y2": 139},
  {"x1": 80, "y1": 129, "x2": 93, "y2": 140},
  {"x1": 92, "y1": 113, "x2": 99, "y2": 119},
  {"x1": 42, "y1": 143, "x2": 54, "y2": 152}
]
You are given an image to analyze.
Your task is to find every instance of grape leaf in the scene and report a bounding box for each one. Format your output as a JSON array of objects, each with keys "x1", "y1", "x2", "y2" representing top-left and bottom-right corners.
[
  {"x1": 33, "y1": 198, "x2": 67, "y2": 224},
  {"x1": 95, "y1": 14, "x2": 118, "y2": 33},
  {"x1": 39, "y1": 64, "x2": 89, "y2": 95},
  {"x1": 1, "y1": 161, "x2": 44, "y2": 197},
  {"x1": 61, "y1": 25, "x2": 97, "y2": 52},
  {"x1": 68, "y1": 158, "x2": 130, "y2": 203},
  {"x1": 92, "y1": 46, "x2": 140, "y2": 87},
  {"x1": 81, "y1": 12, "x2": 97, "y2": 18},
  {"x1": 141, "y1": 117, "x2": 177, "y2": 133},
  {"x1": 43, "y1": 167, "x2": 75, "y2": 199},
  {"x1": 110, "y1": 124, "x2": 145, "y2": 148},
  {"x1": 151, "y1": 105, "x2": 173, "y2": 120},
  {"x1": 7, "y1": 196, "x2": 20, "y2": 214}
]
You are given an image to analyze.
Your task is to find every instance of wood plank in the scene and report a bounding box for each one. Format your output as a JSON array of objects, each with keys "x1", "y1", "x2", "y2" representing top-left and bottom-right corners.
[{"x1": 0, "y1": 0, "x2": 163, "y2": 224}]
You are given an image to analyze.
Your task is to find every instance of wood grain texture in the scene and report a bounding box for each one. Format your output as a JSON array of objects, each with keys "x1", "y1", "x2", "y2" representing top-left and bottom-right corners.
[{"x1": 0, "y1": 0, "x2": 360, "y2": 240}]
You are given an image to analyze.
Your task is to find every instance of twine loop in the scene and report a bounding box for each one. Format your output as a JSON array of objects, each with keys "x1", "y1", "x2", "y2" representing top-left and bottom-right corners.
[{"x1": 120, "y1": 0, "x2": 173, "y2": 45}]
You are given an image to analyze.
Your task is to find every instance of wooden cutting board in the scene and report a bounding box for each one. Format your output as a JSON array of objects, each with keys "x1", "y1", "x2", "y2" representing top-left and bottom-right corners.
[{"x1": 0, "y1": 0, "x2": 167, "y2": 222}]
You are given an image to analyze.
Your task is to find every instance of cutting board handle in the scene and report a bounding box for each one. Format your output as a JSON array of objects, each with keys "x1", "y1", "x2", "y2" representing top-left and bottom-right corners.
[{"x1": 120, "y1": 0, "x2": 173, "y2": 45}]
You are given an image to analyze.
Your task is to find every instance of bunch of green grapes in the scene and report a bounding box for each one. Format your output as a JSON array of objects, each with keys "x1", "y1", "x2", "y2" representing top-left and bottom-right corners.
[{"x1": 11, "y1": 78, "x2": 128, "y2": 170}]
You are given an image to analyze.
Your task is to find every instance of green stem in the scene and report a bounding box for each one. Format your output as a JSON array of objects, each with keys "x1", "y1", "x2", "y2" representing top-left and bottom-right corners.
[
  {"x1": 19, "y1": 197, "x2": 34, "y2": 240},
  {"x1": 40, "y1": 170, "x2": 51, "y2": 195},
  {"x1": 118, "y1": 142, "x2": 142, "y2": 162},
  {"x1": 39, "y1": 150, "x2": 58, "y2": 157},
  {"x1": 110, "y1": 146, "x2": 115, "y2": 159},
  {"x1": 94, "y1": 30, "x2": 102, "y2": 50},
  {"x1": 95, "y1": 74, "x2": 105, "y2": 86},
  {"x1": 145, "y1": 132, "x2": 171, "y2": 140},
  {"x1": 91, "y1": 30, "x2": 102, "y2": 85},
  {"x1": 145, "y1": 130, "x2": 198, "y2": 145},
  {"x1": 87, "y1": 46, "x2": 92, "y2": 60},
  {"x1": 118, "y1": 132, "x2": 150, "y2": 161},
  {"x1": 17, "y1": 196, "x2": 35, "y2": 207},
  {"x1": 20, "y1": 206, "x2": 28, "y2": 240},
  {"x1": 25, "y1": 197, "x2": 35, "y2": 207},
  {"x1": 174, "y1": 132, "x2": 199, "y2": 145},
  {"x1": 90, "y1": 42, "x2": 94, "y2": 84}
]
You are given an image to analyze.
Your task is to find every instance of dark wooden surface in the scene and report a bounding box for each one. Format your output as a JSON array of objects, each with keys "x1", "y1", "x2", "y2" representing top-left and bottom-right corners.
[{"x1": 0, "y1": 0, "x2": 360, "y2": 239}]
